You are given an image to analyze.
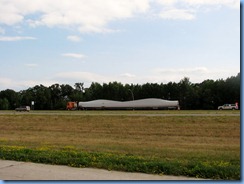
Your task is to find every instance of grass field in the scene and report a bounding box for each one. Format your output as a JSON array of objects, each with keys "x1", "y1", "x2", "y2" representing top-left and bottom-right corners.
[{"x1": 0, "y1": 110, "x2": 240, "y2": 179}]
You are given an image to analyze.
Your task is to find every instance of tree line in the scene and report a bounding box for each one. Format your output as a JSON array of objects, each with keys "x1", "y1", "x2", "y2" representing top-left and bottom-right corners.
[{"x1": 0, "y1": 73, "x2": 240, "y2": 110}]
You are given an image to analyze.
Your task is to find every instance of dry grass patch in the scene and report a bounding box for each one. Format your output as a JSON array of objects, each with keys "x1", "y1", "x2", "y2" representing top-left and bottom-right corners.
[
  {"x1": 0, "y1": 113, "x2": 240, "y2": 179},
  {"x1": 0, "y1": 114, "x2": 239, "y2": 156}
]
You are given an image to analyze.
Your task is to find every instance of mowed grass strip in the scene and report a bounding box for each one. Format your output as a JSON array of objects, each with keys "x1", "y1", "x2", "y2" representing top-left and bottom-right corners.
[{"x1": 0, "y1": 113, "x2": 240, "y2": 179}]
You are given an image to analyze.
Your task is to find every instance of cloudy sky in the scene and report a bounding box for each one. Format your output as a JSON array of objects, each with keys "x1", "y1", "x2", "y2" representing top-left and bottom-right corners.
[{"x1": 0, "y1": 0, "x2": 240, "y2": 91}]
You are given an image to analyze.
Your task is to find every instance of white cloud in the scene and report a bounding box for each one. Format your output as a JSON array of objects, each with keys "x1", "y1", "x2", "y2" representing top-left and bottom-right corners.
[
  {"x1": 182, "y1": 0, "x2": 239, "y2": 9},
  {"x1": 153, "y1": 67, "x2": 239, "y2": 83},
  {"x1": 20, "y1": 80, "x2": 58, "y2": 89},
  {"x1": 0, "y1": 66, "x2": 238, "y2": 91},
  {"x1": 55, "y1": 71, "x2": 139, "y2": 86},
  {"x1": 0, "y1": 0, "x2": 150, "y2": 33},
  {"x1": 0, "y1": 27, "x2": 5, "y2": 34},
  {"x1": 120, "y1": 73, "x2": 136, "y2": 78},
  {"x1": 155, "y1": 0, "x2": 239, "y2": 8},
  {"x1": 155, "y1": 67, "x2": 209, "y2": 74},
  {"x1": 78, "y1": 26, "x2": 120, "y2": 34},
  {"x1": 62, "y1": 53, "x2": 86, "y2": 59},
  {"x1": 59, "y1": 67, "x2": 236, "y2": 86},
  {"x1": 0, "y1": 36, "x2": 36, "y2": 41},
  {"x1": 0, "y1": 0, "x2": 238, "y2": 32},
  {"x1": 159, "y1": 8, "x2": 195, "y2": 20},
  {"x1": 154, "y1": 0, "x2": 239, "y2": 20},
  {"x1": 155, "y1": 0, "x2": 178, "y2": 6},
  {"x1": 0, "y1": 5, "x2": 24, "y2": 26},
  {"x1": 0, "y1": 77, "x2": 13, "y2": 88},
  {"x1": 67, "y1": 35, "x2": 81, "y2": 42},
  {"x1": 54, "y1": 66, "x2": 239, "y2": 87},
  {"x1": 0, "y1": 77, "x2": 57, "y2": 91},
  {"x1": 55, "y1": 71, "x2": 109, "y2": 84},
  {"x1": 25, "y1": 63, "x2": 38, "y2": 68}
]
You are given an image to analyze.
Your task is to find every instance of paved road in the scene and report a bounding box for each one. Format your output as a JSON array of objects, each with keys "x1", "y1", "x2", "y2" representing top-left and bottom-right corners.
[
  {"x1": 0, "y1": 111, "x2": 240, "y2": 117},
  {"x1": 0, "y1": 160, "x2": 206, "y2": 180}
]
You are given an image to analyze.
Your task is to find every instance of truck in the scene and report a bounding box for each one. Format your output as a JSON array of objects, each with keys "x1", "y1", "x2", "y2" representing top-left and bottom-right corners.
[
  {"x1": 66, "y1": 102, "x2": 78, "y2": 110},
  {"x1": 218, "y1": 103, "x2": 238, "y2": 110},
  {"x1": 67, "y1": 98, "x2": 180, "y2": 110},
  {"x1": 15, "y1": 106, "x2": 30, "y2": 112}
]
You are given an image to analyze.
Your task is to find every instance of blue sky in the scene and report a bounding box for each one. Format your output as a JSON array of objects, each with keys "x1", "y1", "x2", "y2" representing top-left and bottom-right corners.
[{"x1": 0, "y1": 0, "x2": 240, "y2": 91}]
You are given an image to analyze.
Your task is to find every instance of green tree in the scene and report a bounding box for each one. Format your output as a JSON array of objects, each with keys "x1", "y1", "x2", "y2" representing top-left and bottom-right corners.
[
  {"x1": 0, "y1": 98, "x2": 9, "y2": 110},
  {"x1": 0, "y1": 73, "x2": 240, "y2": 110},
  {"x1": 32, "y1": 85, "x2": 52, "y2": 110},
  {"x1": 164, "y1": 82, "x2": 179, "y2": 101},
  {"x1": 0, "y1": 89, "x2": 19, "y2": 109},
  {"x1": 49, "y1": 84, "x2": 62, "y2": 109},
  {"x1": 199, "y1": 80, "x2": 215, "y2": 109},
  {"x1": 19, "y1": 88, "x2": 33, "y2": 107},
  {"x1": 178, "y1": 77, "x2": 194, "y2": 110}
]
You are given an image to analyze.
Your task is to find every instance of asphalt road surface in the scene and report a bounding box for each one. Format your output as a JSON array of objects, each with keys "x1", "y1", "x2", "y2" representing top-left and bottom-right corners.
[{"x1": 0, "y1": 160, "x2": 206, "y2": 180}]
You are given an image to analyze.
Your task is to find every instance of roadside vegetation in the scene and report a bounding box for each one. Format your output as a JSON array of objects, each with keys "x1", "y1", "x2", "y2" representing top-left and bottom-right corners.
[
  {"x1": 0, "y1": 73, "x2": 240, "y2": 110},
  {"x1": 0, "y1": 113, "x2": 240, "y2": 179}
]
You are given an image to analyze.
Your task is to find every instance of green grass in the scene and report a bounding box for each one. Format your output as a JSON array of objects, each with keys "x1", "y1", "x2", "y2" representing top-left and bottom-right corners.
[
  {"x1": 0, "y1": 111, "x2": 240, "y2": 179},
  {"x1": 0, "y1": 145, "x2": 239, "y2": 179}
]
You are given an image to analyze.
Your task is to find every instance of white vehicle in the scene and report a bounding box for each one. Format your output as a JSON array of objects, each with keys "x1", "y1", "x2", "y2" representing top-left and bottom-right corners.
[
  {"x1": 218, "y1": 103, "x2": 238, "y2": 110},
  {"x1": 78, "y1": 98, "x2": 179, "y2": 110},
  {"x1": 15, "y1": 106, "x2": 30, "y2": 112}
]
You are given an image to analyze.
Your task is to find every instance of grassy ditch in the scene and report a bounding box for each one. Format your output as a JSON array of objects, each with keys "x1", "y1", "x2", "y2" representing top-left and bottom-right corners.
[
  {"x1": 0, "y1": 145, "x2": 239, "y2": 180},
  {"x1": 0, "y1": 113, "x2": 240, "y2": 179}
]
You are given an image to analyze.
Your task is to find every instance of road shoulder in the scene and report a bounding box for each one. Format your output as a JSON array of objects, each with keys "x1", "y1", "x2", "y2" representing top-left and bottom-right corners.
[{"x1": 0, "y1": 160, "x2": 206, "y2": 180}]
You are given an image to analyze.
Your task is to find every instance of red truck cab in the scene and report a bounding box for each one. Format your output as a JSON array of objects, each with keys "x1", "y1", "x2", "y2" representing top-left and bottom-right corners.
[{"x1": 66, "y1": 102, "x2": 78, "y2": 110}]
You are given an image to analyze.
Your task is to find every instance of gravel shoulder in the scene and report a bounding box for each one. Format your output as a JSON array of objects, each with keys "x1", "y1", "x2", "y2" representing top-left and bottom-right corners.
[{"x1": 0, "y1": 160, "x2": 207, "y2": 180}]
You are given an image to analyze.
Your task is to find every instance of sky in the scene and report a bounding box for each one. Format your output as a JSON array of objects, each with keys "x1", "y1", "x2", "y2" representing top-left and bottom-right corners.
[{"x1": 0, "y1": 0, "x2": 240, "y2": 91}]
